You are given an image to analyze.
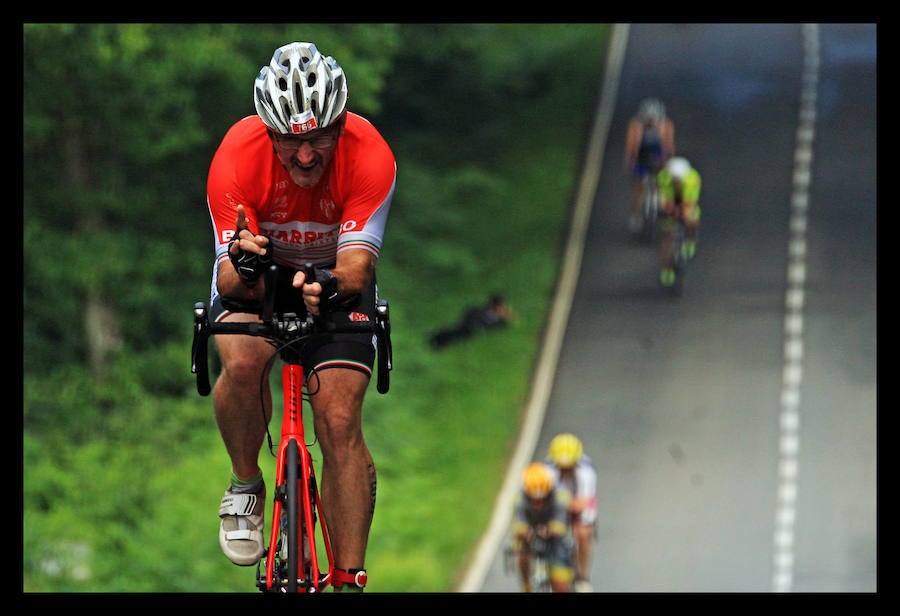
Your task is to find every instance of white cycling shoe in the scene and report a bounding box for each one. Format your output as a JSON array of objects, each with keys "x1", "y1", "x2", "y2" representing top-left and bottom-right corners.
[{"x1": 218, "y1": 484, "x2": 265, "y2": 566}]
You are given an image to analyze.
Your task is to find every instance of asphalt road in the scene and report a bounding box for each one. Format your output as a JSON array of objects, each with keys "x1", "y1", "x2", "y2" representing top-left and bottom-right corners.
[{"x1": 470, "y1": 23, "x2": 876, "y2": 594}]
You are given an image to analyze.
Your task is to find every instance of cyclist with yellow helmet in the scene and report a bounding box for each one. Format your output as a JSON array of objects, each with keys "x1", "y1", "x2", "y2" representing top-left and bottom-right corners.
[
  {"x1": 511, "y1": 462, "x2": 575, "y2": 592},
  {"x1": 545, "y1": 433, "x2": 598, "y2": 592}
]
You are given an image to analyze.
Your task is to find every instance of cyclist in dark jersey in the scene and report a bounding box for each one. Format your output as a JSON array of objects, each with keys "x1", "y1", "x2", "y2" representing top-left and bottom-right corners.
[
  {"x1": 624, "y1": 98, "x2": 675, "y2": 234},
  {"x1": 511, "y1": 462, "x2": 575, "y2": 592},
  {"x1": 206, "y1": 42, "x2": 396, "y2": 591}
]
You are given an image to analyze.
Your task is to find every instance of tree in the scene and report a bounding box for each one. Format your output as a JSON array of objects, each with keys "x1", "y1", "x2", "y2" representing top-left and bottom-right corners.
[{"x1": 23, "y1": 23, "x2": 400, "y2": 376}]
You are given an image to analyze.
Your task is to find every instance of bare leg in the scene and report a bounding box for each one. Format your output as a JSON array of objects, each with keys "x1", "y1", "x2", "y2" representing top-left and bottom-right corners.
[
  {"x1": 213, "y1": 324, "x2": 274, "y2": 481},
  {"x1": 574, "y1": 523, "x2": 592, "y2": 581},
  {"x1": 517, "y1": 547, "x2": 531, "y2": 591},
  {"x1": 310, "y1": 368, "x2": 376, "y2": 571},
  {"x1": 212, "y1": 323, "x2": 275, "y2": 566}
]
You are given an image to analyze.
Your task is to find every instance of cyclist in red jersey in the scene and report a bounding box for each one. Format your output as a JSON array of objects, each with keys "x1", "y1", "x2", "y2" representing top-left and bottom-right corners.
[{"x1": 206, "y1": 42, "x2": 396, "y2": 591}]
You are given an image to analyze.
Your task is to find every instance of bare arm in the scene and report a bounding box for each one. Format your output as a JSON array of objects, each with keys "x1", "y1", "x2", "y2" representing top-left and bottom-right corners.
[
  {"x1": 292, "y1": 248, "x2": 377, "y2": 316},
  {"x1": 624, "y1": 120, "x2": 641, "y2": 173},
  {"x1": 661, "y1": 118, "x2": 676, "y2": 158}
]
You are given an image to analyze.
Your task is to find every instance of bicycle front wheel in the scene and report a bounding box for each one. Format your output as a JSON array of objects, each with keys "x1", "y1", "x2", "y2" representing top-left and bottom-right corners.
[
  {"x1": 532, "y1": 555, "x2": 550, "y2": 592},
  {"x1": 286, "y1": 439, "x2": 300, "y2": 592},
  {"x1": 531, "y1": 539, "x2": 552, "y2": 592}
]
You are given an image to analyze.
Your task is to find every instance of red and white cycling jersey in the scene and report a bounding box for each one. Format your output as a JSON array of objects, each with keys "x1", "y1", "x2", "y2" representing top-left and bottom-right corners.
[
  {"x1": 207, "y1": 112, "x2": 396, "y2": 271},
  {"x1": 546, "y1": 456, "x2": 598, "y2": 525}
]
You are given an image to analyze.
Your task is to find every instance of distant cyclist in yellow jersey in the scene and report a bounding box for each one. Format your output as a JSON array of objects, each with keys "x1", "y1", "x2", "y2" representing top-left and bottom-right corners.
[{"x1": 657, "y1": 156, "x2": 701, "y2": 287}]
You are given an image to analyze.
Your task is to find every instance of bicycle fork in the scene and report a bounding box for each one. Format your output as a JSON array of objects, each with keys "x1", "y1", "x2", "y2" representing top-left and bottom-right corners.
[{"x1": 261, "y1": 363, "x2": 335, "y2": 592}]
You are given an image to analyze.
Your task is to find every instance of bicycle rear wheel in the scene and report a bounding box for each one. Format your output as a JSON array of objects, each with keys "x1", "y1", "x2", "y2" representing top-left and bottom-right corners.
[{"x1": 641, "y1": 179, "x2": 659, "y2": 242}]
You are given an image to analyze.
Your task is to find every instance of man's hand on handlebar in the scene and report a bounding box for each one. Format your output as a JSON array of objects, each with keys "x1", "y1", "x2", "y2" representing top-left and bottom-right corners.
[
  {"x1": 292, "y1": 266, "x2": 336, "y2": 317},
  {"x1": 293, "y1": 265, "x2": 362, "y2": 317}
]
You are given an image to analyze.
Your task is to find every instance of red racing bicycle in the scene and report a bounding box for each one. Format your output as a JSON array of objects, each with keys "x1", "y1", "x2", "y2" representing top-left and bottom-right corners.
[{"x1": 191, "y1": 264, "x2": 392, "y2": 592}]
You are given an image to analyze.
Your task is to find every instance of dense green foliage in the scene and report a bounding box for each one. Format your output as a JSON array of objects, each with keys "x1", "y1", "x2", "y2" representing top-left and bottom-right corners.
[{"x1": 23, "y1": 23, "x2": 609, "y2": 592}]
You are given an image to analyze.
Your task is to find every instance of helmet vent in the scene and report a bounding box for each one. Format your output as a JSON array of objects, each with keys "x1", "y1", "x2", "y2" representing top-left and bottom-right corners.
[
  {"x1": 294, "y1": 81, "x2": 303, "y2": 109},
  {"x1": 278, "y1": 76, "x2": 288, "y2": 92}
]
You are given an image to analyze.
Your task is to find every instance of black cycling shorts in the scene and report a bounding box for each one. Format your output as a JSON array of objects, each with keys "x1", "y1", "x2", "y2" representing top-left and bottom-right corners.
[{"x1": 210, "y1": 264, "x2": 377, "y2": 377}]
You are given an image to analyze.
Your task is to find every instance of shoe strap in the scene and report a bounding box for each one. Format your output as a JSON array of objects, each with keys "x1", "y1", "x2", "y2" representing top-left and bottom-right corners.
[
  {"x1": 219, "y1": 493, "x2": 259, "y2": 517},
  {"x1": 332, "y1": 568, "x2": 367, "y2": 589},
  {"x1": 223, "y1": 528, "x2": 256, "y2": 540}
]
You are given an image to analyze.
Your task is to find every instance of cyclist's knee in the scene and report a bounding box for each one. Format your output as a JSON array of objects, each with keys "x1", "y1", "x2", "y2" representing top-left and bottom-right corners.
[
  {"x1": 217, "y1": 359, "x2": 269, "y2": 393},
  {"x1": 216, "y1": 336, "x2": 271, "y2": 383},
  {"x1": 314, "y1": 411, "x2": 365, "y2": 460}
]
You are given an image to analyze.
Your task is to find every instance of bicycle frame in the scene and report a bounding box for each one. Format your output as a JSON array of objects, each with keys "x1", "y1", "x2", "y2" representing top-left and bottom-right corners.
[
  {"x1": 503, "y1": 533, "x2": 557, "y2": 593},
  {"x1": 259, "y1": 360, "x2": 333, "y2": 591},
  {"x1": 528, "y1": 537, "x2": 552, "y2": 593},
  {"x1": 191, "y1": 264, "x2": 391, "y2": 593}
]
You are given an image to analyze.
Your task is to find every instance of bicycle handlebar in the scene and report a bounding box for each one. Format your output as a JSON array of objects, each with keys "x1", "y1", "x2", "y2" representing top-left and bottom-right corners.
[{"x1": 191, "y1": 263, "x2": 392, "y2": 397}]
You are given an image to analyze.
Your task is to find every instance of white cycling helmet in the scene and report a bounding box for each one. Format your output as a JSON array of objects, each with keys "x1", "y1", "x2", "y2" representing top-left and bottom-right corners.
[
  {"x1": 253, "y1": 42, "x2": 348, "y2": 135},
  {"x1": 665, "y1": 157, "x2": 691, "y2": 181},
  {"x1": 639, "y1": 97, "x2": 666, "y2": 122}
]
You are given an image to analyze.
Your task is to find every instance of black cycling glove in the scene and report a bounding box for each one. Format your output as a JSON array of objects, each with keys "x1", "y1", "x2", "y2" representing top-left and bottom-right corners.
[
  {"x1": 305, "y1": 265, "x2": 361, "y2": 313},
  {"x1": 229, "y1": 233, "x2": 274, "y2": 283}
]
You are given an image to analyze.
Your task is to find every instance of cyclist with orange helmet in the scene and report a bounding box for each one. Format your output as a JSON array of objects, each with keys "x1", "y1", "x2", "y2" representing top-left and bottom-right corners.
[
  {"x1": 545, "y1": 433, "x2": 598, "y2": 592},
  {"x1": 511, "y1": 462, "x2": 575, "y2": 592}
]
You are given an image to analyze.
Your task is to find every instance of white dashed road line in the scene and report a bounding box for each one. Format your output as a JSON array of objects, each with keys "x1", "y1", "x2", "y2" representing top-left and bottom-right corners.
[
  {"x1": 771, "y1": 22, "x2": 819, "y2": 594},
  {"x1": 460, "y1": 24, "x2": 821, "y2": 592}
]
